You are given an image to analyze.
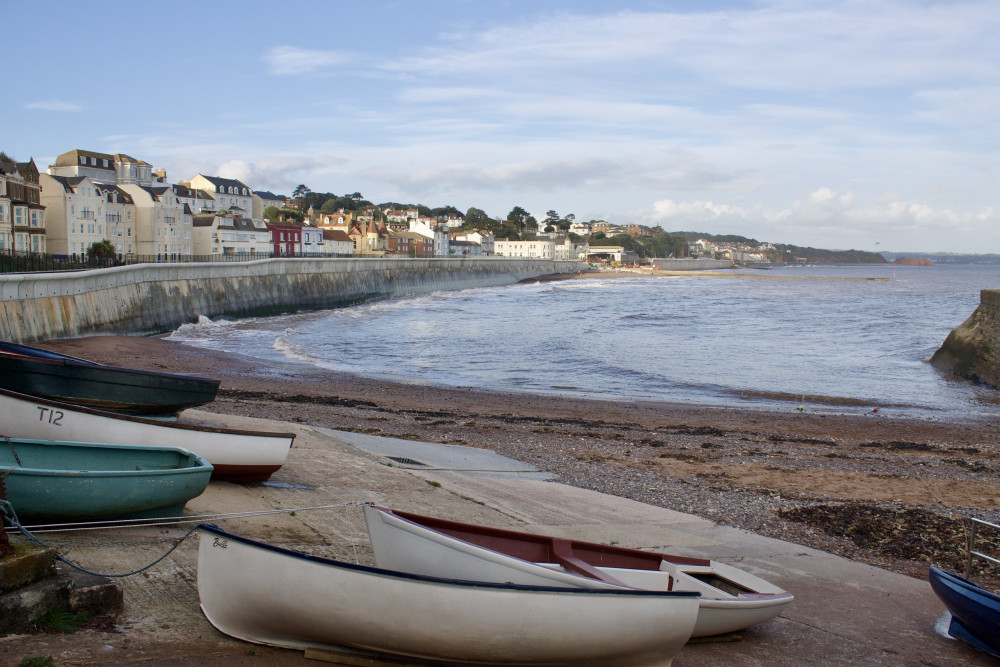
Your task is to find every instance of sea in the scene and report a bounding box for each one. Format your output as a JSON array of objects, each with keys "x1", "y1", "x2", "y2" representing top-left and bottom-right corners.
[{"x1": 167, "y1": 264, "x2": 1000, "y2": 422}]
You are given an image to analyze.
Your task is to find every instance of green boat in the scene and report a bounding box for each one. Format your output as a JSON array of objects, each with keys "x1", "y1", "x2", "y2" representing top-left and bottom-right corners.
[{"x1": 0, "y1": 438, "x2": 213, "y2": 523}]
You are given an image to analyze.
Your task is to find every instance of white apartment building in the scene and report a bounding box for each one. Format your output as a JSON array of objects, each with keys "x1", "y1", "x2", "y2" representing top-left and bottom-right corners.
[
  {"x1": 322, "y1": 229, "x2": 354, "y2": 255},
  {"x1": 191, "y1": 212, "x2": 270, "y2": 256},
  {"x1": 47, "y1": 149, "x2": 156, "y2": 188},
  {"x1": 185, "y1": 175, "x2": 257, "y2": 224},
  {"x1": 119, "y1": 184, "x2": 191, "y2": 258},
  {"x1": 494, "y1": 238, "x2": 556, "y2": 259},
  {"x1": 408, "y1": 218, "x2": 450, "y2": 256},
  {"x1": 452, "y1": 230, "x2": 494, "y2": 255},
  {"x1": 173, "y1": 183, "x2": 216, "y2": 216},
  {"x1": 302, "y1": 225, "x2": 324, "y2": 255},
  {"x1": 40, "y1": 174, "x2": 137, "y2": 257}
]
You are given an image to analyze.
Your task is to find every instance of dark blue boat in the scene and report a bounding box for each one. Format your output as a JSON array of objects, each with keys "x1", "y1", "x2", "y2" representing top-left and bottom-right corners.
[
  {"x1": 929, "y1": 566, "x2": 1000, "y2": 659},
  {"x1": 0, "y1": 340, "x2": 220, "y2": 416}
]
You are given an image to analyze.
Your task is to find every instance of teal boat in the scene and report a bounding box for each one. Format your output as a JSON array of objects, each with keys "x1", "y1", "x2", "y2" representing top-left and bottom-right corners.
[{"x1": 0, "y1": 438, "x2": 213, "y2": 523}]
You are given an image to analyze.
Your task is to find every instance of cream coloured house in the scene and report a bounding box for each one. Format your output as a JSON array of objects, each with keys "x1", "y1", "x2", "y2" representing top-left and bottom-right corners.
[
  {"x1": 253, "y1": 190, "x2": 285, "y2": 221},
  {"x1": 494, "y1": 238, "x2": 556, "y2": 259},
  {"x1": 185, "y1": 174, "x2": 256, "y2": 224},
  {"x1": 40, "y1": 174, "x2": 137, "y2": 257},
  {"x1": 191, "y1": 212, "x2": 270, "y2": 256},
  {"x1": 119, "y1": 184, "x2": 191, "y2": 258}
]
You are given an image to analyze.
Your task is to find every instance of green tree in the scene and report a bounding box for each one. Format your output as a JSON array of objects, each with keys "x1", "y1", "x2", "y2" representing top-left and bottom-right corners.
[
  {"x1": 465, "y1": 207, "x2": 490, "y2": 228},
  {"x1": 87, "y1": 239, "x2": 117, "y2": 266},
  {"x1": 544, "y1": 210, "x2": 560, "y2": 228},
  {"x1": 262, "y1": 206, "x2": 282, "y2": 221},
  {"x1": 506, "y1": 206, "x2": 530, "y2": 233},
  {"x1": 292, "y1": 184, "x2": 311, "y2": 199}
]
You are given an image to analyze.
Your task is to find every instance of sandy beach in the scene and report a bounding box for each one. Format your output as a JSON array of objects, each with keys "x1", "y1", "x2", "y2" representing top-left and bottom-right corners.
[{"x1": 34, "y1": 334, "x2": 1000, "y2": 581}]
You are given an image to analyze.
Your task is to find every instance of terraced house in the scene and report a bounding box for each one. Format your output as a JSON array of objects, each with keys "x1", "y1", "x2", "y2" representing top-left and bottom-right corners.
[{"x1": 0, "y1": 156, "x2": 45, "y2": 253}]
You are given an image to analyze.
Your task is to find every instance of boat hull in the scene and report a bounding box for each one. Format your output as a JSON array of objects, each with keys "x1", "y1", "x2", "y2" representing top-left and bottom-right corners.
[
  {"x1": 0, "y1": 439, "x2": 212, "y2": 522},
  {"x1": 0, "y1": 388, "x2": 293, "y2": 482},
  {"x1": 364, "y1": 505, "x2": 793, "y2": 637},
  {"x1": 929, "y1": 567, "x2": 1000, "y2": 659},
  {"x1": 0, "y1": 341, "x2": 220, "y2": 416},
  {"x1": 197, "y1": 524, "x2": 700, "y2": 665}
]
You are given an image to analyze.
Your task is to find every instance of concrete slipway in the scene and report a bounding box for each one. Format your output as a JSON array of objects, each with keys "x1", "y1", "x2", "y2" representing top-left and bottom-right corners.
[{"x1": 1, "y1": 412, "x2": 992, "y2": 666}]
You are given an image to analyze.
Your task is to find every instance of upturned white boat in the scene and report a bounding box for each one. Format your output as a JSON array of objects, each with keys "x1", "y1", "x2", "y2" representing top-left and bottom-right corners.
[
  {"x1": 196, "y1": 523, "x2": 701, "y2": 665},
  {"x1": 364, "y1": 505, "x2": 794, "y2": 638},
  {"x1": 0, "y1": 388, "x2": 293, "y2": 481}
]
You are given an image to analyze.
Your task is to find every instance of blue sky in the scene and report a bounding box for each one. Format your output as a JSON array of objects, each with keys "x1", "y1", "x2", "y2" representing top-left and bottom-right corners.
[{"x1": 5, "y1": 1, "x2": 999, "y2": 253}]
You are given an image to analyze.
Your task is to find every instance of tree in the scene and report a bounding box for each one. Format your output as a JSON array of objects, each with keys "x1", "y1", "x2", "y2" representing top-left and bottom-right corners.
[
  {"x1": 87, "y1": 239, "x2": 117, "y2": 266},
  {"x1": 465, "y1": 207, "x2": 489, "y2": 228},
  {"x1": 262, "y1": 206, "x2": 282, "y2": 221},
  {"x1": 544, "y1": 210, "x2": 560, "y2": 229},
  {"x1": 292, "y1": 184, "x2": 311, "y2": 199},
  {"x1": 506, "y1": 206, "x2": 530, "y2": 233}
]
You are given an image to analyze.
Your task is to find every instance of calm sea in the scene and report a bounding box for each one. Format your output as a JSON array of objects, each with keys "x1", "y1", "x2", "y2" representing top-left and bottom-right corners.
[{"x1": 168, "y1": 264, "x2": 1000, "y2": 421}]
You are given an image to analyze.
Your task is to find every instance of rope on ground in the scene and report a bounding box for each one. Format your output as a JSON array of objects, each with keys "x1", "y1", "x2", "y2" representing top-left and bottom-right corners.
[{"x1": 0, "y1": 499, "x2": 370, "y2": 578}]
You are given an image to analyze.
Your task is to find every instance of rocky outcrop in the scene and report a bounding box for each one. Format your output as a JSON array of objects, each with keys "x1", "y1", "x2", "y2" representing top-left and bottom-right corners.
[
  {"x1": 930, "y1": 289, "x2": 1000, "y2": 388},
  {"x1": 893, "y1": 257, "x2": 933, "y2": 266}
]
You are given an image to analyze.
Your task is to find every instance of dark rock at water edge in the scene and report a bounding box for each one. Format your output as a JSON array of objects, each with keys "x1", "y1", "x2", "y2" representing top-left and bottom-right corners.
[{"x1": 931, "y1": 289, "x2": 1000, "y2": 389}]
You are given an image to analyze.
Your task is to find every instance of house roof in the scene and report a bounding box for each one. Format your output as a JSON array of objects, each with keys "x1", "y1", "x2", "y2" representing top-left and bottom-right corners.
[
  {"x1": 51, "y1": 149, "x2": 116, "y2": 168},
  {"x1": 254, "y1": 190, "x2": 284, "y2": 202},
  {"x1": 196, "y1": 174, "x2": 252, "y2": 193},
  {"x1": 323, "y1": 229, "x2": 352, "y2": 241}
]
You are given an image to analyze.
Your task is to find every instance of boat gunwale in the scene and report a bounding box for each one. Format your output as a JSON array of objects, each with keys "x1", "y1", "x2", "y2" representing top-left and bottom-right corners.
[
  {"x1": 370, "y1": 505, "x2": 794, "y2": 604},
  {"x1": 197, "y1": 523, "x2": 702, "y2": 598},
  {"x1": 0, "y1": 387, "x2": 295, "y2": 440},
  {"x1": 0, "y1": 438, "x2": 214, "y2": 476},
  {"x1": 0, "y1": 343, "x2": 221, "y2": 386}
]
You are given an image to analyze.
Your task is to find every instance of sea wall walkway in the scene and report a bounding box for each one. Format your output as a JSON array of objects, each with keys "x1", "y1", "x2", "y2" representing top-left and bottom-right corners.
[
  {"x1": 0, "y1": 257, "x2": 583, "y2": 343},
  {"x1": 931, "y1": 288, "x2": 1000, "y2": 388}
]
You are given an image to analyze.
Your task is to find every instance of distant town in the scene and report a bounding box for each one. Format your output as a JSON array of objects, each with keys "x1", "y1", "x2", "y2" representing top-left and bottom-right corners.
[{"x1": 3, "y1": 149, "x2": 996, "y2": 271}]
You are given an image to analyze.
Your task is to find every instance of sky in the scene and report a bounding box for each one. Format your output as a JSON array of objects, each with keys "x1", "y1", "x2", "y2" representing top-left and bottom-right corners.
[{"x1": 4, "y1": 0, "x2": 999, "y2": 253}]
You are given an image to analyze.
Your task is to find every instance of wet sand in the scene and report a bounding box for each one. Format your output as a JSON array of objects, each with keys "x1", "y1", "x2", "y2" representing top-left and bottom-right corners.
[{"x1": 36, "y1": 334, "x2": 1000, "y2": 584}]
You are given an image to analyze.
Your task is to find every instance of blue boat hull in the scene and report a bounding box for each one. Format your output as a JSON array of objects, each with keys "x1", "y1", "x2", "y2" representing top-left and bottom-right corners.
[{"x1": 929, "y1": 566, "x2": 1000, "y2": 659}]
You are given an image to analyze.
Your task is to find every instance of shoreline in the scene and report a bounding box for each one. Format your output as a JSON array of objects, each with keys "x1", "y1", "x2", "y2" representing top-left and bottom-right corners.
[{"x1": 35, "y1": 334, "x2": 1000, "y2": 586}]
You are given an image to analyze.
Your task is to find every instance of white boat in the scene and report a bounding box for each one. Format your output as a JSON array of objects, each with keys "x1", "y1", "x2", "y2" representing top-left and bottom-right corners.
[
  {"x1": 0, "y1": 387, "x2": 293, "y2": 482},
  {"x1": 196, "y1": 523, "x2": 701, "y2": 665},
  {"x1": 364, "y1": 505, "x2": 794, "y2": 638}
]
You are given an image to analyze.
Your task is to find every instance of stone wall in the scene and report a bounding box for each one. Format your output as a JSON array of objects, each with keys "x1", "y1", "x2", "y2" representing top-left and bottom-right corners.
[
  {"x1": 930, "y1": 289, "x2": 1000, "y2": 389},
  {"x1": 0, "y1": 257, "x2": 583, "y2": 344}
]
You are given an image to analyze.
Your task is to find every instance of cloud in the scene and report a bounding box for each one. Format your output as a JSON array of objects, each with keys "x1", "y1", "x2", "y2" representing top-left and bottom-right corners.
[
  {"x1": 25, "y1": 100, "x2": 81, "y2": 112},
  {"x1": 262, "y1": 46, "x2": 353, "y2": 76},
  {"x1": 214, "y1": 155, "x2": 348, "y2": 195},
  {"x1": 647, "y1": 187, "x2": 1000, "y2": 248}
]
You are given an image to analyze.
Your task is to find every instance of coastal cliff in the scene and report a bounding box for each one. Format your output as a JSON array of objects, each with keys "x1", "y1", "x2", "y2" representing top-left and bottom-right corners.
[
  {"x1": 0, "y1": 257, "x2": 583, "y2": 344},
  {"x1": 930, "y1": 289, "x2": 1000, "y2": 388}
]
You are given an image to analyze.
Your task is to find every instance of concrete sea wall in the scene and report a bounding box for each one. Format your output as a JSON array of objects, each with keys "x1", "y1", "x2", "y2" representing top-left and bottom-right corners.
[
  {"x1": 930, "y1": 289, "x2": 1000, "y2": 389},
  {"x1": 0, "y1": 257, "x2": 583, "y2": 344},
  {"x1": 650, "y1": 258, "x2": 732, "y2": 271}
]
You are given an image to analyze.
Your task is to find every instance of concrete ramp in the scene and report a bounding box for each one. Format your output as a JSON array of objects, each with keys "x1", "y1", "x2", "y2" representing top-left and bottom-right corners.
[{"x1": 314, "y1": 427, "x2": 554, "y2": 480}]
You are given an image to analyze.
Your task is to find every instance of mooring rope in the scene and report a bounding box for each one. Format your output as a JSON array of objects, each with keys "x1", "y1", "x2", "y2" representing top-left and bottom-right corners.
[{"x1": 0, "y1": 499, "x2": 368, "y2": 578}]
